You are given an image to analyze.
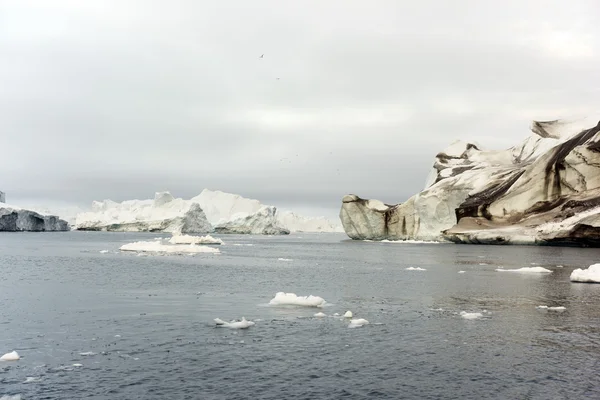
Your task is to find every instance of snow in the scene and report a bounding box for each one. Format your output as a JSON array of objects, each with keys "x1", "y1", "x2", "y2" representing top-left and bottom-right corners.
[
  {"x1": 343, "y1": 311, "x2": 353, "y2": 318},
  {"x1": 495, "y1": 267, "x2": 552, "y2": 273},
  {"x1": 168, "y1": 234, "x2": 223, "y2": 245},
  {"x1": 120, "y1": 241, "x2": 220, "y2": 254},
  {"x1": 314, "y1": 312, "x2": 327, "y2": 317},
  {"x1": 348, "y1": 318, "x2": 369, "y2": 328},
  {"x1": 0, "y1": 351, "x2": 19, "y2": 361},
  {"x1": 268, "y1": 292, "x2": 327, "y2": 307},
  {"x1": 406, "y1": 267, "x2": 427, "y2": 271},
  {"x1": 214, "y1": 317, "x2": 255, "y2": 329},
  {"x1": 460, "y1": 311, "x2": 483, "y2": 320},
  {"x1": 570, "y1": 263, "x2": 600, "y2": 283}
]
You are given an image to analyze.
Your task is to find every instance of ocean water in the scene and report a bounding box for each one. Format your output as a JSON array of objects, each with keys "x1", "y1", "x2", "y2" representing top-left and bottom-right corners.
[{"x1": 1, "y1": 232, "x2": 600, "y2": 400}]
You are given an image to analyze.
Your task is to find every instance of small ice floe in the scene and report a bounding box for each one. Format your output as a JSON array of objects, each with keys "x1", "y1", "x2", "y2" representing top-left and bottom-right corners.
[
  {"x1": 458, "y1": 271, "x2": 466, "y2": 274},
  {"x1": 0, "y1": 395, "x2": 23, "y2": 400},
  {"x1": 232, "y1": 243, "x2": 253, "y2": 246},
  {"x1": 348, "y1": 318, "x2": 369, "y2": 328},
  {"x1": 114, "y1": 335, "x2": 121, "y2": 338},
  {"x1": 333, "y1": 313, "x2": 340, "y2": 316},
  {"x1": 120, "y1": 241, "x2": 220, "y2": 254},
  {"x1": 268, "y1": 292, "x2": 326, "y2": 307},
  {"x1": 557, "y1": 265, "x2": 564, "y2": 268},
  {"x1": 99, "y1": 250, "x2": 110, "y2": 254},
  {"x1": 214, "y1": 317, "x2": 255, "y2": 329},
  {"x1": 314, "y1": 312, "x2": 327, "y2": 318},
  {"x1": 23, "y1": 377, "x2": 40, "y2": 383},
  {"x1": 277, "y1": 258, "x2": 293, "y2": 262},
  {"x1": 168, "y1": 234, "x2": 223, "y2": 245},
  {"x1": 72, "y1": 363, "x2": 84, "y2": 367},
  {"x1": 79, "y1": 351, "x2": 96, "y2": 356},
  {"x1": 536, "y1": 306, "x2": 567, "y2": 312},
  {"x1": 0, "y1": 351, "x2": 20, "y2": 361},
  {"x1": 479, "y1": 263, "x2": 488, "y2": 266},
  {"x1": 460, "y1": 311, "x2": 483, "y2": 320},
  {"x1": 495, "y1": 267, "x2": 552, "y2": 273},
  {"x1": 343, "y1": 311, "x2": 353, "y2": 318},
  {"x1": 570, "y1": 263, "x2": 600, "y2": 283},
  {"x1": 406, "y1": 267, "x2": 426, "y2": 271}
]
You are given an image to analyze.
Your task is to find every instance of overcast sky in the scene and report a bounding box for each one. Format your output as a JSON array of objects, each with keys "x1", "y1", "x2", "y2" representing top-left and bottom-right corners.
[{"x1": 1, "y1": 0, "x2": 599, "y2": 218}]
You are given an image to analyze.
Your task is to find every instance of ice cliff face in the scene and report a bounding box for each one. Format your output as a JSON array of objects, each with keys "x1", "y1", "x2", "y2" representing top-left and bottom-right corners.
[
  {"x1": 0, "y1": 203, "x2": 69, "y2": 232},
  {"x1": 76, "y1": 189, "x2": 341, "y2": 234},
  {"x1": 340, "y1": 117, "x2": 600, "y2": 246}
]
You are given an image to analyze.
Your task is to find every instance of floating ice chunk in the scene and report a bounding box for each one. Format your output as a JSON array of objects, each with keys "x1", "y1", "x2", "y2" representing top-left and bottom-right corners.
[
  {"x1": 0, "y1": 395, "x2": 22, "y2": 400},
  {"x1": 406, "y1": 267, "x2": 427, "y2": 271},
  {"x1": 214, "y1": 317, "x2": 255, "y2": 329},
  {"x1": 314, "y1": 312, "x2": 327, "y2": 317},
  {"x1": 168, "y1": 234, "x2": 223, "y2": 245},
  {"x1": 99, "y1": 250, "x2": 109, "y2": 254},
  {"x1": 536, "y1": 305, "x2": 566, "y2": 312},
  {"x1": 343, "y1": 311, "x2": 353, "y2": 318},
  {"x1": 479, "y1": 263, "x2": 488, "y2": 266},
  {"x1": 570, "y1": 263, "x2": 600, "y2": 283},
  {"x1": 233, "y1": 243, "x2": 254, "y2": 246},
  {"x1": 557, "y1": 265, "x2": 564, "y2": 268},
  {"x1": 495, "y1": 267, "x2": 552, "y2": 273},
  {"x1": 348, "y1": 318, "x2": 369, "y2": 328},
  {"x1": 114, "y1": 335, "x2": 121, "y2": 338},
  {"x1": 277, "y1": 258, "x2": 293, "y2": 262},
  {"x1": 23, "y1": 377, "x2": 40, "y2": 383},
  {"x1": 333, "y1": 313, "x2": 340, "y2": 316},
  {"x1": 380, "y1": 239, "x2": 441, "y2": 244},
  {"x1": 268, "y1": 292, "x2": 326, "y2": 307},
  {"x1": 120, "y1": 241, "x2": 220, "y2": 254},
  {"x1": 0, "y1": 351, "x2": 20, "y2": 361},
  {"x1": 460, "y1": 311, "x2": 483, "y2": 320},
  {"x1": 458, "y1": 270, "x2": 466, "y2": 274},
  {"x1": 79, "y1": 352, "x2": 96, "y2": 356},
  {"x1": 72, "y1": 363, "x2": 83, "y2": 367}
]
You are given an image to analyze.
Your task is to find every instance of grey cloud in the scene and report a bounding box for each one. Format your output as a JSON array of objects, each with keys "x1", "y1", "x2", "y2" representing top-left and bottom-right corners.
[{"x1": 1, "y1": 0, "x2": 599, "y2": 219}]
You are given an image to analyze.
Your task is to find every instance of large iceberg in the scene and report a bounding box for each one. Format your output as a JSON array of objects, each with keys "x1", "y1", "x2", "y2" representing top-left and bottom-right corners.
[
  {"x1": 76, "y1": 189, "x2": 341, "y2": 234},
  {"x1": 0, "y1": 196, "x2": 69, "y2": 232},
  {"x1": 340, "y1": 117, "x2": 600, "y2": 246}
]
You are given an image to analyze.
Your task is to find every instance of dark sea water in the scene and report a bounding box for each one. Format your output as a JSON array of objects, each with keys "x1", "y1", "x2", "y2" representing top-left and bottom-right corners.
[{"x1": 1, "y1": 232, "x2": 600, "y2": 399}]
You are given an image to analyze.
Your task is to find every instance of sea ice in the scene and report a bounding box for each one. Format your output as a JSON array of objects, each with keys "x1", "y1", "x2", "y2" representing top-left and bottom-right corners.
[
  {"x1": 536, "y1": 306, "x2": 566, "y2": 312},
  {"x1": 168, "y1": 234, "x2": 223, "y2": 245},
  {"x1": 314, "y1": 312, "x2": 327, "y2": 317},
  {"x1": 72, "y1": 363, "x2": 84, "y2": 367},
  {"x1": 460, "y1": 311, "x2": 483, "y2": 320},
  {"x1": 0, "y1": 396, "x2": 22, "y2": 400},
  {"x1": 79, "y1": 352, "x2": 96, "y2": 356},
  {"x1": 268, "y1": 292, "x2": 326, "y2": 307},
  {"x1": 570, "y1": 263, "x2": 600, "y2": 283},
  {"x1": 214, "y1": 317, "x2": 255, "y2": 329},
  {"x1": 458, "y1": 270, "x2": 466, "y2": 274},
  {"x1": 0, "y1": 351, "x2": 19, "y2": 361},
  {"x1": 495, "y1": 267, "x2": 552, "y2": 273},
  {"x1": 348, "y1": 318, "x2": 370, "y2": 328},
  {"x1": 120, "y1": 241, "x2": 220, "y2": 254},
  {"x1": 406, "y1": 267, "x2": 427, "y2": 271},
  {"x1": 277, "y1": 258, "x2": 293, "y2": 262},
  {"x1": 343, "y1": 311, "x2": 353, "y2": 318},
  {"x1": 99, "y1": 250, "x2": 109, "y2": 254}
]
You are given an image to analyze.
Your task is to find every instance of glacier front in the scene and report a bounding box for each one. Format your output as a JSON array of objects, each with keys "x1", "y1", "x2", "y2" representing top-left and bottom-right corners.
[{"x1": 340, "y1": 117, "x2": 600, "y2": 246}]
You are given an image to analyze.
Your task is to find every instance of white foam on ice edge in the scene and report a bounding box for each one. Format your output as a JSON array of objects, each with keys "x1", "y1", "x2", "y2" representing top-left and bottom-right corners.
[
  {"x1": 120, "y1": 241, "x2": 220, "y2": 254},
  {"x1": 495, "y1": 267, "x2": 552, "y2": 273},
  {"x1": 268, "y1": 292, "x2": 326, "y2": 307},
  {"x1": 570, "y1": 263, "x2": 600, "y2": 283}
]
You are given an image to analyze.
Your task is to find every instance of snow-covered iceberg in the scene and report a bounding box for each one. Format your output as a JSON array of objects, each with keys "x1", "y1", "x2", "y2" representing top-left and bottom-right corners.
[
  {"x1": 570, "y1": 263, "x2": 600, "y2": 283},
  {"x1": 168, "y1": 234, "x2": 223, "y2": 245},
  {"x1": 76, "y1": 189, "x2": 341, "y2": 234},
  {"x1": 120, "y1": 240, "x2": 220, "y2": 254},
  {"x1": 0, "y1": 200, "x2": 68, "y2": 232},
  {"x1": 340, "y1": 117, "x2": 600, "y2": 246}
]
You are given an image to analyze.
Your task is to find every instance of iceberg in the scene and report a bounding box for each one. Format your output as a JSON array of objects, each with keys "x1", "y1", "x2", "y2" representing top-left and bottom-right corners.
[
  {"x1": 495, "y1": 267, "x2": 552, "y2": 273},
  {"x1": 570, "y1": 263, "x2": 600, "y2": 283},
  {"x1": 348, "y1": 318, "x2": 369, "y2": 328},
  {"x1": 268, "y1": 292, "x2": 327, "y2": 307},
  {"x1": 340, "y1": 117, "x2": 600, "y2": 246},
  {"x1": 0, "y1": 194, "x2": 68, "y2": 232},
  {"x1": 460, "y1": 311, "x2": 483, "y2": 320},
  {"x1": 75, "y1": 189, "x2": 341, "y2": 234},
  {"x1": 406, "y1": 267, "x2": 427, "y2": 271},
  {"x1": 214, "y1": 317, "x2": 255, "y2": 329},
  {"x1": 314, "y1": 312, "x2": 327, "y2": 317},
  {"x1": 168, "y1": 234, "x2": 223, "y2": 245},
  {"x1": 120, "y1": 240, "x2": 220, "y2": 254},
  {"x1": 0, "y1": 351, "x2": 20, "y2": 361},
  {"x1": 343, "y1": 310, "x2": 353, "y2": 318}
]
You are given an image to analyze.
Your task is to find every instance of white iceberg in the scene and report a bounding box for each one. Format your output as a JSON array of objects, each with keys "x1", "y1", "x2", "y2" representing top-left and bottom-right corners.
[
  {"x1": 313, "y1": 312, "x2": 327, "y2": 317},
  {"x1": 168, "y1": 234, "x2": 223, "y2": 245},
  {"x1": 495, "y1": 267, "x2": 552, "y2": 273},
  {"x1": 460, "y1": 311, "x2": 483, "y2": 320},
  {"x1": 343, "y1": 311, "x2": 353, "y2": 318},
  {"x1": 214, "y1": 317, "x2": 255, "y2": 329},
  {"x1": 348, "y1": 318, "x2": 369, "y2": 328},
  {"x1": 0, "y1": 351, "x2": 20, "y2": 361},
  {"x1": 458, "y1": 270, "x2": 466, "y2": 274},
  {"x1": 406, "y1": 267, "x2": 427, "y2": 271},
  {"x1": 277, "y1": 258, "x2": 293, "y2": 262},
  {"x1": 214, "y1": 206, "x2": 289, "y2": 235},
  {"x1": 570, "y1": 263, "x2": 600, "y2": 283},
  {"x1": 536, "y1": 305, "x2": 566, "y2": 312},
  {"x1": 120, "y1": 241, "x2": 220, "y2": 254},
  {"x1": 268, "y1": 292, "x2": 327, "y2": 307}
]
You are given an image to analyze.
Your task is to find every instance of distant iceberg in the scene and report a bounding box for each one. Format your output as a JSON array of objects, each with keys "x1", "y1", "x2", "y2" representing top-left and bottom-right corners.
[
  {"x1": 75, "y1": 189, "x2": 341, "y2": 234},
  {"x1": 120, "y1": 240, "x2": 220, "y2": 254},
  {"x1": 0, "y1": 194, "x2": 68, "y2": 232},
  {"x1": 168, "y1": 234, "x2": 223, "y2": 245}
]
